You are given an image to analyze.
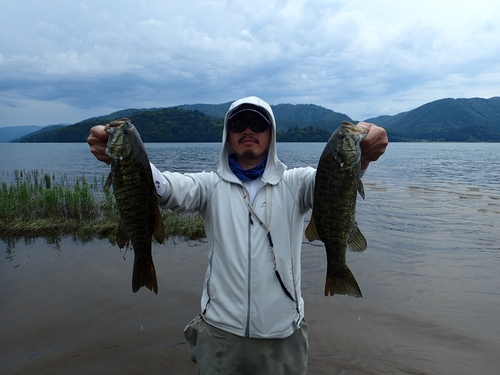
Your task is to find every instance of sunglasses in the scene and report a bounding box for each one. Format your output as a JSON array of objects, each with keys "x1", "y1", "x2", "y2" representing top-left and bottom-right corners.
[{"x1": 228, "y1": 119, "x2": 270, "y2": 133}]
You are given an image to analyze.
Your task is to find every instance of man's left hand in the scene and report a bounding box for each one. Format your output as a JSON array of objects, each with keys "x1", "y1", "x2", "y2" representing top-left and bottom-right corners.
[{"x1": 358, "y1": 122, "x2": 388, "y2": 171}]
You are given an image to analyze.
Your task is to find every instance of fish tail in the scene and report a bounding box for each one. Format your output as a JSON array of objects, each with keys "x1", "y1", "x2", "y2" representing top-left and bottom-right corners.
[
  {"x1": 132, "y1": 257, "x2": 158, "y2": 294},
  {"x1": 324, "y1": 266, "x2": 362, "y2": 298}
]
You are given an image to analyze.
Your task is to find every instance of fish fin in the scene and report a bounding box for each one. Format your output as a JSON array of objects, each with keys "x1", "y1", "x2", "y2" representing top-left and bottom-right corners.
[
  {"x1": 358, "y1": 179, "x2": 365, "y2": 199},
  {"x1": 305, "y1": 214, "x2": 321, "y2": 242},
  {"x1": 348, "y1": 224, "x2": 367, "y2": 252},
  {"x1": 116, "y1": 223, "x2": 129, "y2": 249},
  {"x1": 104, "y1": 172, "x2": 113, "y2": 191},
  {"x1": 132, "y1": 257, "x2": 158, "y2": 294},
  {"x1": 324, "y1": 266, "x2": 362, "y2": 298},
  {"x1": 152, "y1": 206, "x2": 165, "y2": 244}
]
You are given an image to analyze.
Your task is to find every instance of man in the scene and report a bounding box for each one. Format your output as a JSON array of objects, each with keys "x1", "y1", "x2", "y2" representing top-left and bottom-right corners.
[{"x1": 88, "y1": 96, "x2": 388, "y2": 374}]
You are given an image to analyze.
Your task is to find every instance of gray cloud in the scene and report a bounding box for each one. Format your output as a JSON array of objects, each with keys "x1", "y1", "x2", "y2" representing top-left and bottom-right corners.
[{"x1": 1, "y1": 0, "x2": 499, "y2": 126}]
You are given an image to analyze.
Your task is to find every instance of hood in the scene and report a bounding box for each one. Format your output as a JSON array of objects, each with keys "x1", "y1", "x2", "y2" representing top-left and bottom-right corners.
[{"x1": 217, "y1": 96, "x2": 287, "y2": 185}]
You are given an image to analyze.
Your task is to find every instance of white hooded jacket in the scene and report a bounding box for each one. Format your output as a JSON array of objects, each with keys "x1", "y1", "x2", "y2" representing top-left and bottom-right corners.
[{"x1": 158, "y1": 96, "x2": 316, "y2": 339}]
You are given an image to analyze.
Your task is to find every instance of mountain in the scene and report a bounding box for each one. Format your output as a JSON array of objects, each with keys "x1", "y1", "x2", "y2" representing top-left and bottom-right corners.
[
  {"x1": 17, "y1": 103, "x2": 352, "y2": 142},
  {"x1": 366, "y1": 97, "x2": 500, "y2": 142},
  {"x1": 272, "y1": 104, "x2": 352, "y2": 133},
  {"x1": 364, "y1": 111, "x2": 409, "y2": 128},
  {"x1": 176, "y1": 102, "x2": 352, "y2": 133},
  {"x1": 175, "y1": 102, "x2": 232, "y2": 119},
  {"x1": 10, "y1": 124, "x2": 69, "y2": 142},
  {"x1": 13, "y1": 96, "x2": 500, "y2": 142},
  {"x1": 18, "y1": 108, "x2": 224, "y2": 143},
  {"x1": 15, "y1": 108, "x2": 157, "y2": 143},
  {"x1": 0, "y1": 125, "x2": 46, "y2": 142}
]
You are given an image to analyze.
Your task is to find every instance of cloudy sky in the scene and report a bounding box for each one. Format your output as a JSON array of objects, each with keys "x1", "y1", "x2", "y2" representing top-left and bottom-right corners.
[{"x1": 1, "y1": 0, "x2": 499, "y2": 127}]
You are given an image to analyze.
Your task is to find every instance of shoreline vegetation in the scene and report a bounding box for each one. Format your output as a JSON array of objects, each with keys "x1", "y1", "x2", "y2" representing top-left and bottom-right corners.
[{"x1": 0, "y1": 170, "x2": 206, "y2": 247}]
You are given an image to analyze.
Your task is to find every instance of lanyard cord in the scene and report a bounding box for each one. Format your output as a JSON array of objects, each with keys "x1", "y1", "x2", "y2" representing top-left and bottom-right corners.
[{"x1": 238, "y1": 184, "x2": 297, "y2": 303}]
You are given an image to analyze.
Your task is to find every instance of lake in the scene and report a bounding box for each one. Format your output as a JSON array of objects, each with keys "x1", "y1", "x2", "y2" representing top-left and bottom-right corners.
[{"x1": 1, "y1": 142, "x2": 499, "y2": 374}]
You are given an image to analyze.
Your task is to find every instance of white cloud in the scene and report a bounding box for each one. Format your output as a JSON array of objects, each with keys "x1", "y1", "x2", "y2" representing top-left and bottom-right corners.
[{"x1": 1, "y1": 0, "x2": 499, "y2": 126}]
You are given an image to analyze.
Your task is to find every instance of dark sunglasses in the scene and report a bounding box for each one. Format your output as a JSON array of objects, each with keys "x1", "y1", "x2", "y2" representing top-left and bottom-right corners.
[{"x1": 228, "y1": 119, "x2": 270, "y2": 133}]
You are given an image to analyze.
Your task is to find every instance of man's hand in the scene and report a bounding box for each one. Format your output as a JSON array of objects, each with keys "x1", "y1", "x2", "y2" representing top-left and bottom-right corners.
[
  {"x1": 87, "y1": 125, "x2": 111, "y2": 164},
  {"x1": 358, "y1": 122, "x2": 388, "y2": 171}
]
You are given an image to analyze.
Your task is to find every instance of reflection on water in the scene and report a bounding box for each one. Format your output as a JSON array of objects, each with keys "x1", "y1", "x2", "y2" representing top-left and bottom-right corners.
[
  {"x1": 2, "y1": 236, "x2": 500, "y2": 375},
  {"x1": 2, "y1": 233, "x2": 115, "y2": 261}
]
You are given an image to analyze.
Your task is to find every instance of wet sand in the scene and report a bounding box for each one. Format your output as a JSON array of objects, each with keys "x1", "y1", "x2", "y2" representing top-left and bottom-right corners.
[{"x1": 1, "y1": 238, "x2": 499, "y2": 375}]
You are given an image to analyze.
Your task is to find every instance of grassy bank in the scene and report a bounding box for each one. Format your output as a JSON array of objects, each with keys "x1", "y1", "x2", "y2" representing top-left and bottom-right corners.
[{"x1": 0, "y1": 170, "x2": 205, "y2": 244}]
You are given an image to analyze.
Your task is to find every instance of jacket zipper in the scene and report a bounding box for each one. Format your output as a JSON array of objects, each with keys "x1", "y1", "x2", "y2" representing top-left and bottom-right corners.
[
  {"x1": 245, "y1": 210, "x2": 252, "y2": 338},
  {"x1": 243, "y1": 183, "x2": 260, "y2": 338},
  {"x1": 242, "y1": 183, "x2": 266, "y2": 338}
]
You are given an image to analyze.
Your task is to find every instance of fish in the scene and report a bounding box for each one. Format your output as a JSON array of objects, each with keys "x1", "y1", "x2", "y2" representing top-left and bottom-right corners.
[
  {"x1": 104, "y1": 118, "x2": 165, "y2": 294},
  {"x1": 305, "y1": 121, "x2": 368, "y2": 298}
]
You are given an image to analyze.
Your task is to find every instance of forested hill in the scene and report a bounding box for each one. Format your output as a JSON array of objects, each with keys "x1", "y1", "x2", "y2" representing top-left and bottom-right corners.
[
  {"x1": 17, "y1": 104, "x2": 350, "y2": 143},
  {"x1": 176, "y1": 102, "x2": 353, "y2": 133},
  {"x1": 15, "y1": 96, "x2": 500, "y2": 142},
  {"x1": 18, "y1": 108, "x2": 225, "y2": 143},
  {"x1": 366, "y1": 97, "x2": 500, "y2": 142}
]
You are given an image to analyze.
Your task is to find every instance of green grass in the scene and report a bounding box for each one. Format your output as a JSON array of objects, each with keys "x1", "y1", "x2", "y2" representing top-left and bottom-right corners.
[{"x1": 0, "y1": 169, "x2": 205, "y2": 244}]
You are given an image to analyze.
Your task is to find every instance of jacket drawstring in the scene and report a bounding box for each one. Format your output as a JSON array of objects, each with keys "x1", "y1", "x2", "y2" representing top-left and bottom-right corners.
[{"x1": 238, "y1": 184, "x2": 298, "y2": 308}]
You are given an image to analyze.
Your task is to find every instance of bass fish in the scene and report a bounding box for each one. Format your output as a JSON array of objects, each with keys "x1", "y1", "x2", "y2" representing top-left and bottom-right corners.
[
  {"x1": 305, "y1": 121, "x2": 367, "y2": 297},
  {"x1": 104, "y1": 118, "x2": 165, "y2": 294}
]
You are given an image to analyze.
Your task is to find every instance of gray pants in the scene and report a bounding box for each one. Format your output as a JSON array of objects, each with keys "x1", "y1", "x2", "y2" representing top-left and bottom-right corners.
[{"x1": 184, "y1": 315, "x2": 309, "y2": 375}]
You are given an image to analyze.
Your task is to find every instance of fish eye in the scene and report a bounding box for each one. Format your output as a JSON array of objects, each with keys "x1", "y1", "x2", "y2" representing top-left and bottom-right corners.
[
  {"x1": 123, "y1": 129, "x2": 129, "y2": 135},
  {"x1": 337, "y1": 133, "x2": 345, "y2": 139}
]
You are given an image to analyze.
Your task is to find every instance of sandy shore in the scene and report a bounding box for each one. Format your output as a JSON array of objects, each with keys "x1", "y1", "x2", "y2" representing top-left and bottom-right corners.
[{"x1": 1, "y1": 238, "x2": 499, "y2": 375}]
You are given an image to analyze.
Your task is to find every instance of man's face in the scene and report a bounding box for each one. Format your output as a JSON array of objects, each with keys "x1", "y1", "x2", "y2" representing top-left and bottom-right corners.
[{"x1": 227, "y1": 111, "x2": 272, "y2": 169}]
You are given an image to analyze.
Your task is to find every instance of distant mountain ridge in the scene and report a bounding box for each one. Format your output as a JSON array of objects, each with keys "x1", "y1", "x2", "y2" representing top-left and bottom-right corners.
[
  {"x1": 366, "y1": 97, "x2": 500, "y2": 141},
  {"x1": 7, "y1": 96, "x2": 500, "y2": 143},
  {"x1": 14, "y1": 103, "x2": 352, "y2": 143},
  {"x1": 176, "y1": 102, "x2": 353, "y2": 133},
  {"x1": 0, "y1": 126, "x2": 45, "y2": 142}
]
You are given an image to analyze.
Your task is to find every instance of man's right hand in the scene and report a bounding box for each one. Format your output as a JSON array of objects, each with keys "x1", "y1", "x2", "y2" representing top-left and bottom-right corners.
[{"x1": 87, "y1": 125, "x2": 111, "y2": 164}]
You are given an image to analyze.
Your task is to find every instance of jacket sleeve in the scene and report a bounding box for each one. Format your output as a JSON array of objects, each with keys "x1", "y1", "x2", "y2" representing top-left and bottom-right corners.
[
  {"x1": 157, "y1": 169, "x2": 216, "y2": 213},
  {"x1": 283, "y1": 166, "x2": 316, "y2": 213}
]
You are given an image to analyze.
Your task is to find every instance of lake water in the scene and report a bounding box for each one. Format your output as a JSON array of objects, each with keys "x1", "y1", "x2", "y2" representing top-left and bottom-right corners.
[{"x1": 1, "y1": 142, "x2": 500, "y2": 374}]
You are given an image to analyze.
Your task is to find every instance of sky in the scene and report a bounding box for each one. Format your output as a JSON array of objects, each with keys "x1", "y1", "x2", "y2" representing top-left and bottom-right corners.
[{"x1": 1, "y1": 0, "x2": 500, "y2": 127}]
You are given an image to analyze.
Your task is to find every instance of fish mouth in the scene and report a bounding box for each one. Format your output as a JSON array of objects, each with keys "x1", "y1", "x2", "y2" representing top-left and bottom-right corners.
[{"x1": 105, "y1": 123, "x2": 120, "y2": 131}]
